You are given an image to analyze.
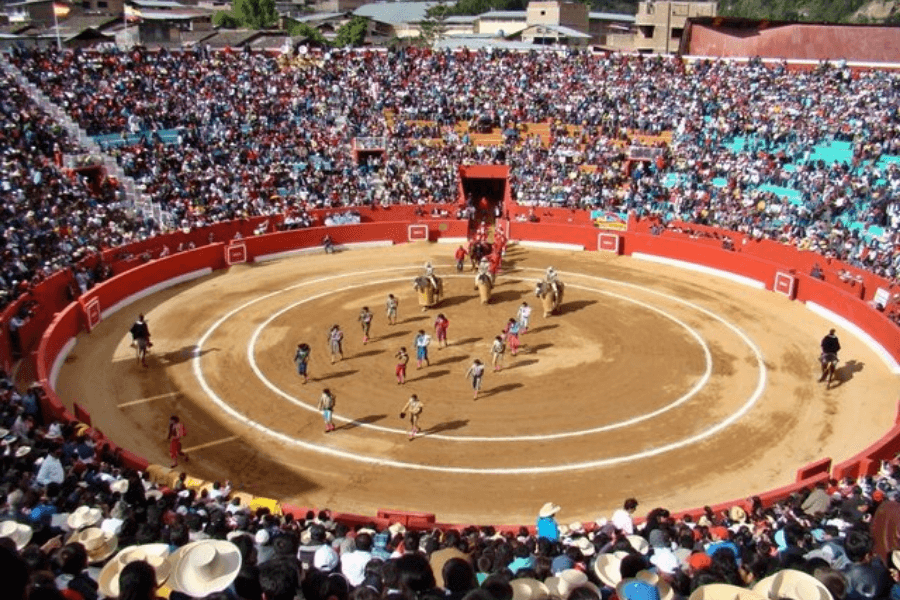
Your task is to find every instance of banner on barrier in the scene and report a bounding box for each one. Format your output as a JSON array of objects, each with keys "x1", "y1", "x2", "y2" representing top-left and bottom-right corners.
[
  {"x1": 590, "y1": 211, "x2": 628, "y2": 232},
  {"x1": 597, "y1": 233, "x2": 621, "y2": 254},
  {"x1": 82, "y1": 297, "x2": 101, "y2": 332},
  {"x1": 408, "y1": 224, "x2": 428, "y2": 242},
  {"x1": 226, "y1": 243, "x2": 247, "y2": 265},
  {"x1": 774, "y1": 272, "x2": 797, "y2": 299}
]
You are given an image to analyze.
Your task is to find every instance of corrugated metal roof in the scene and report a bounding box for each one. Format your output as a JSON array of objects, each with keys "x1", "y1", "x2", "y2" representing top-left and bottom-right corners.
[
  {"x1": 133, "y1": 0, "x2": 187, "y2": 8},
  {"x1": 589, "y1": 11, "x2": 635, "y2": 23},
  {"x1": 445, "y1": 15, "x2": 477, "y2": 23},
  {"x1": 353, "y1": 1, "x2": 437, "y2": 24},
  {"x1": 521, "y1": 24, "x2": 590, "y2": 39},
  {"x1": 477, "y1": 10, "x2": 525, "y2": 19},
  {"x1": 295, "y1": 12, "x2": 346, "y2": 22},
  {"x1": 434, "y1": 36, "x2": 542, "y2": 50}
]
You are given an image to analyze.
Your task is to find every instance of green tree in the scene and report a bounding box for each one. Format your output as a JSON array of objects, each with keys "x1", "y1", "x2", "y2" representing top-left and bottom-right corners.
[
  {"x1": 213, "y1": 10, "x2": 242, "y2": 28},
  {"x1": 333, "y1": 16, "x2": 369, "y2": 47},
  {"x1": 285, "y1": 19, "x2": 328, "y2": 45},
  {"x1": 232, "y1": 0, "x2": 278, "y2": 29}
]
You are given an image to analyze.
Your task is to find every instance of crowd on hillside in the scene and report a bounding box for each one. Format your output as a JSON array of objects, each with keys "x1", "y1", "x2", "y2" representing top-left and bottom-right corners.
[{"x1": 3, "y1": 369, "x2": 900, "y2": 600}]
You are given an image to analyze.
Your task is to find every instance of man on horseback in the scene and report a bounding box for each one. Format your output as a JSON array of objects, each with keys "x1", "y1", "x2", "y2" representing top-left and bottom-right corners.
[
  {"x1": 820, "y1": 328, "x2": 841, "y2": 382},
  {"x1": 545, "y1": 266, "x2": 560, "y2": 296},
  {"x1": 476, "y1": 256, "x2": 493, "y2": 287}
]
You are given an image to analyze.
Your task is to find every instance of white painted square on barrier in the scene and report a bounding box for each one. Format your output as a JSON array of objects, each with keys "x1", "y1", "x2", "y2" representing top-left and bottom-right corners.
[
  {"x1": 774, "y1": 272, "x2": 796, "y2": 299},
  {"x1": 597, "y1": 233, "x2": 621, "y2": 254},
  {"x1": 226, "y1": 243, "x2": 247, "y2": 265},
  {"x1": 408, "y1": 224, "x2": 428, "y2": 242},
  {"x1": 83, "y1": 298, "x2": 101, "y2": 332}
]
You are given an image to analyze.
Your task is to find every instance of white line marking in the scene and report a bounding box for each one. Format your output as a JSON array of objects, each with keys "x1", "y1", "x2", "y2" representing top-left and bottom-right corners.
[
  {"x1": 244, "y1": 276, "x2": 713, "y2": 441},
  {"x1": 192, "y1": 265, "x2": 767, "y2": 474},
  {"x1": 118, "y1": 391, "x2": 180, "y2": 408},
  {"x1": 182, "y1": 436, "x2": 239, "y2": 453}
]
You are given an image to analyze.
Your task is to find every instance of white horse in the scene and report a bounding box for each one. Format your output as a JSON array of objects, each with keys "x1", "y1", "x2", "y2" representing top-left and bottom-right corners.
[{"x1": 534, "y1": 279, "x2": 564, "y2": 317}]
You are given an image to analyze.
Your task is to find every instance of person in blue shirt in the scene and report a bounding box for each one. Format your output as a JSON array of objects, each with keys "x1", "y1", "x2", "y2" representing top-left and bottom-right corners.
[{"x1": 536, "y1": 502, "x2": 561, "y2": 541}]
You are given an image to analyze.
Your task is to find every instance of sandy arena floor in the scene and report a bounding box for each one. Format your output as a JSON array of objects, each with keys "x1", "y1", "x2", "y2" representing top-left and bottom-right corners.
[{"x1": 54, "y1": 244, "x2": 900, "y2": 525}]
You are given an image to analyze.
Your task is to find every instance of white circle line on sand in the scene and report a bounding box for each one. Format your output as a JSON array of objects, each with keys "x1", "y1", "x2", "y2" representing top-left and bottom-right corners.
[
  {"x1": 192, "y1": 265, "x2": 767, "y2": 473},
  {"x1": 243, "y1": 277, "x2": 712, "y2": 441}
]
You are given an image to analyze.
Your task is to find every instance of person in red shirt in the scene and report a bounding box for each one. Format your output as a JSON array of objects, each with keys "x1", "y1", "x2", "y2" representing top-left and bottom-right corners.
[
  {"x1": 434, "y1": 313, "x2": 449, "y2": 349},
  {"x1": 454, "y1": 245, "x2": 468, "y2": 272},
  {"x1": 167, "y1": 415, "x2": 189, "y2": 468}
]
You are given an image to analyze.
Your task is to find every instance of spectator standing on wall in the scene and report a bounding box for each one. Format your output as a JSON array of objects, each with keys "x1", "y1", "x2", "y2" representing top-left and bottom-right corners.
[{"x1": 536, "y1": 502, "x2": 561, "y2": 541}]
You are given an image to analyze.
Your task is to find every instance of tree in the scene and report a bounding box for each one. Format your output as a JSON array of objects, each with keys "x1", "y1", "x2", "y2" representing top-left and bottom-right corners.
[
  {"x1": 231, "y1": 0, "x2": 278, "y2": 29},
  {"x1": 333, "y1": 16, "x2": 369, "y2": 47},
  {"x1": 285, "y1": 20, "x2": 328, "y2": 45},
  {"x1": 420, "y1": 1, "x2": 450, "y2": 45},
  {"x1": 213, "y1": 10, "x2": 242, "y2": 29}
]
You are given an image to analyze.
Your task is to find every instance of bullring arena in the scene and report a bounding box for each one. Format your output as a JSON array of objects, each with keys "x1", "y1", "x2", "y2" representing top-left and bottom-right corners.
[{"x1": 50, "y1": 237, "x2": 900, "y2": 526}]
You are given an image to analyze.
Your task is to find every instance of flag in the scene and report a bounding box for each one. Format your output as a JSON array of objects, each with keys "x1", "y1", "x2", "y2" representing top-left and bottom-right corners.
[{"x1": 53, "y1": 2, "x2": 70, "y2": 17}]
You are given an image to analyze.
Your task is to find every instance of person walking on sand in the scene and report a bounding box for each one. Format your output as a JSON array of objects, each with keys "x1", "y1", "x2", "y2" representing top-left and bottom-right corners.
[
  {"x1": 504, "y1": 318, "x2": 521, "y2": 356},
  {"x1": 167, "y1": 415, "x2": 189, "y2": 468},
  {"x1": 517, "y1": 302, "x2": 532, "y2": 334},
  {"x1": 466, "y1": 359, "x2": 486, "y2": 400},
  {"x1": 386, "y1": 294, "x2": 399, "y2": 326},
  {"x1": 490, "y1": 335, "x2": 505, "y2": 372},
  {"x1": 358, "y1": 306, "x2": 374, "y2": 345},
  {"x1": 294, "y1": 343, "x2": 311, "y2": 384},
  {"x1": 328, "y1": 324, "x2": 344, "y2": 364},
  {"x1": 399, "y1": 394, "x2": 423, "y2": 440},
  {"x1": 318, "y1": 388, "x2": 336, "y2": 432},
  {"x1": 395, "y1": 346, "x2": 409, "y2": 385},
  {"x1": 414, "y1": 329, "x2": 431, "y2": 369},
  {"x1": 130, "y1": 314, "x2": 151, "y2": 367},
  {"x1": 434, "y1": 313, "x2": 449, "y2": 349}
]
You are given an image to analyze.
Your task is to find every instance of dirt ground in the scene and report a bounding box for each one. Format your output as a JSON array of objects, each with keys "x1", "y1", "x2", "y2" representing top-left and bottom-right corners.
[{"x1": 55, "y1": 244, "x2": 900, "y2": 526}]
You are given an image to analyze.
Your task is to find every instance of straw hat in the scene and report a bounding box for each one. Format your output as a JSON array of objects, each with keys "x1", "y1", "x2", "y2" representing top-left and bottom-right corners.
[
  {"x1": 539, "y1": 502, "x2": 561, "y2": 518},
  {"x1": 15, "y1": 446, "x2": 30, "y2": 458},
  {"x1": 0, "y1": 521, "x2": 32, "y2": 550},
  {"x1": 593, "y1": 552, "x2": 628, "y2": 587},
  {"x1": 626, "y1": 534, "x2": 649, "y2": 555},
  {"x1": 69, "y1": 527, "x2": 119, "y2": 564},
  {"x1": 752, "y1": 569, "x2": 833, "y2": 600},
  {"x1": 110, "y1": 479, "x2": 129, "y2": 495},
  {"x1": 511, "y1": 578, "x2": 551, "y2": 600},
  {"x1": 98, "y1": 544, "x2": 171, "y2": 598},
  {"x1": 545, "y1": 569, "x2": 600, "y2": 599},
  {"x1": 729, "y1": 506, "x2": 748, "y2": 524},
  {"x1": 388, "y1": 522, "x2": 406, "y2": 535},
  {"x1": 68, "y1": 505, "x2": 103, "y2": 531},
  {"x1": 571, "y1": 537, "x2": 595, "y2": 557},
  {"x1": 169, "y1": 540, "x2": 242, "y2": 597},
  {"x1": 690, "y1": 584, "x2": 767, "y2": 600}
]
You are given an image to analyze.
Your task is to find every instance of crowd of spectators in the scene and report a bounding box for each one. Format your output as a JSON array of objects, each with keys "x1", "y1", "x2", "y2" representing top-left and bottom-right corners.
[
  {"x1": 5, "y1": 47, "x2": 900, "y2": 291},
  {"x1": 4, "y1": 365, "x2": 900, "y2": 600},
  {"x1": 3, "y1": 43, "x2": 900, "y2": 600}
]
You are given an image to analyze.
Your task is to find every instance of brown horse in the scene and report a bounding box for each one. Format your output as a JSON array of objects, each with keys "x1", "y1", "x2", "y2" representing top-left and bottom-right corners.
[
  {"x1": 476, "y1": 272, "x2": 492, "y2": 304},
  {"x1": 534, "y1": 280, "x2": 564, "y2": 317},
  {"x1": 413, "y1": 275, "x2": 443, "y2": 310}
]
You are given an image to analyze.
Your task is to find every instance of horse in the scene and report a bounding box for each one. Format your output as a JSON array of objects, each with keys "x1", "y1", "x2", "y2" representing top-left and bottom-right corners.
[
  {"x1": 475, "y1": 272, "x2": 492, "y2": 304},
  {"x1": 820, "y1": 352, "x2": 838, "y2": 388},
  {"x1": 413, "y1": 275, "x2": 443, "y2": 310},
  {"x1": 470, "y1": 242, "x2": 491, "y2": 271},
  {"x1": 534, "y1": 280, "x2": 564, "y2": 317}
]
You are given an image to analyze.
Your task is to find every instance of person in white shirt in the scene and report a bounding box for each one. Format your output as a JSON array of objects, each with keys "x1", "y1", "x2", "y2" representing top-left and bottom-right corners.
[
  {"x1": 611, "y1": 497, "x2": 639, "y2": 534},
  {"x1": 340, "y1": 532, "x2": 374, "y2": 586},
  {"x1": 35, "y1": 448, "x2": 65, "y2": 486}
]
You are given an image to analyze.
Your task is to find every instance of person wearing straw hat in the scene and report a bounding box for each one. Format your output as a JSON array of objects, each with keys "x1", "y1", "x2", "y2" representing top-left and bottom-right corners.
[
  {"x1": 546, "y1": 568, "x2": 601, "y2": 600},
  {"x1": 689, "y1": 583, "x2": 767, "y2": 600},
  {"x1": 98, "y1": 543, "x2": 171, "y2": 598},
  {"x1": 0, "y1": 520, "x2": 32, "y2": 551},
  {"x1": 68, "y1": 505, "x2": 103, "y2": 532},
  {"x1": 752, "y1": 568, "x2": 834, "y2": 600},
  {"x1": 168, "y1": 539, "x2": 243, "y2": 598},
  {"x1": 68, "y1": 527, "x2": 119, "y2": 564},
  {"x1": 537, "y1": 502, "x2": 561, "y2": 542}
]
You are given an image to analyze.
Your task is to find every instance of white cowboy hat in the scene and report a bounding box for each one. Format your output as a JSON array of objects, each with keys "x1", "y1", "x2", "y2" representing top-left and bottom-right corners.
[
  {"x1": 98, "y1": 543, "x2": 172, "y2": 598},
  {"x1": 69, "y1": 527, "x2": 119, "y2": 564},
  {"x1": 626, "y1": 534, "x2": 649, "y2": 555},
  {"x1": 539, "y1": 502, "x2": 561, "y2": 518},
  {"x1": 752, "y1": 569, "x2": 833, "y2": 600},
  {"x1": 571, "y1": 537, "x2": 595, "y2": 557},
  {"x1": 690, "y1": 584, "x2": 767, "y2": 600},
  {"x1": 169, "y1": 539, "x2": 242, "y2": 597},
  {"x1": 110, "y1": 479, "x2": 129, "y2": 495},
  {"x1": 0, "y1": 521, "x2": 32, "y2": 550},
  {"x1": 145, "y1": 489, "x2": 164, "y2": 501},
  {"x1": 511, "y1": 578, "x2": 551, "y2": 600},
  {"x1": 593, "y1": 552, "x2": 623, "y2": 587},
  {"x1": 68, "y1": 505, "x2": 103, "y2": 531},
  {"x1": 546, "y1": 569, "x2": 600, "y2": 600},
  {"x1": 388, "y1": 522, "x2": 406, "y2": 535},
  {"x1": 15, "y1": 446, "x2": 30, "y2": 458}
]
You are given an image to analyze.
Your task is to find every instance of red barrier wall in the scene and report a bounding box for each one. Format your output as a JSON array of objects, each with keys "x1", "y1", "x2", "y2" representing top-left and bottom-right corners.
[{"x1": 25, "y1": 215, "x2": 900, "y2": 530}]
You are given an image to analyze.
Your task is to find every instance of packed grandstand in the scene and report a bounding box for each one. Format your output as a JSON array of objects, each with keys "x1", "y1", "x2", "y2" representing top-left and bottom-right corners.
[{"x1": 1, "y1": 42, "x2": 900, "y2": 600}]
